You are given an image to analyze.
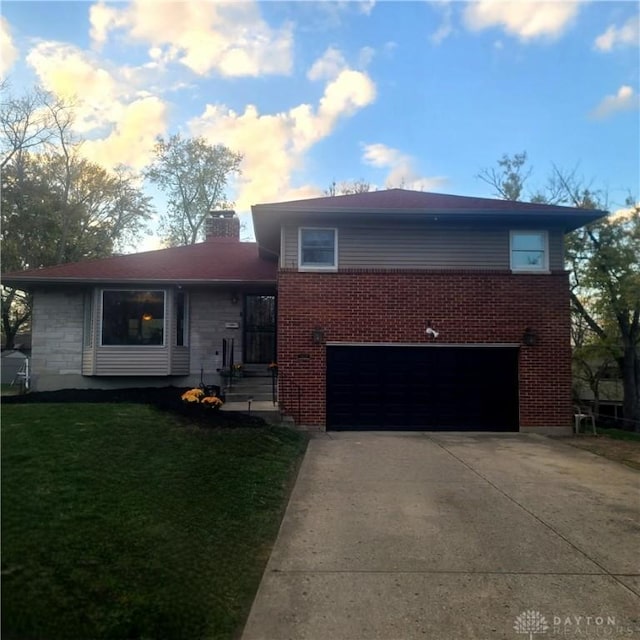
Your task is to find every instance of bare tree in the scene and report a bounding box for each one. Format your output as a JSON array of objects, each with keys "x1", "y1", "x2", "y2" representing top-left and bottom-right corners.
[
  {"x1": 477, "y1": 151, "x2": 532, "y2": 201},
  {"x1": 1, "y1": 86, "x2": 153, "y2": 349},
  {"x1": 0, "y1": 85, "x2": 73, "y2": 171},
  {"x1": 479, "y1": 153, "x2": 639, "y2": 429},
  {"x1": 325, "y1": 179, "x2": 371, "y2": 196}
]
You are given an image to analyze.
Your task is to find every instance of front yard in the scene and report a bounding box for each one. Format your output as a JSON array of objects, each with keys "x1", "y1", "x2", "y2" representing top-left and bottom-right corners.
[
  {"x1": 1, "y1": 403, "x2": 307, "y2": 640},
  {"x1": 561, "y1": 427, "x2": 640, "y2": 470}
]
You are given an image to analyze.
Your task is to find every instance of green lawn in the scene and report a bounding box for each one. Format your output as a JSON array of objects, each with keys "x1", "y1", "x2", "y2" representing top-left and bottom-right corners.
[
  {"x1": 0, "y1": 383, "x2": 21, "y2": 396},
  {"x1": 1, "y1": 403, "x2": 307, "y2": 640},
  {"x1": 596, "y1": 426, "x2": 640, "y2": 441}
]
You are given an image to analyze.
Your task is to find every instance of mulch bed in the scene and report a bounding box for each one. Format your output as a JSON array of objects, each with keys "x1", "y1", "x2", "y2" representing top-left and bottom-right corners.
[{"x1": 2, "y1": 387, "x2": 268, "y2": 429}]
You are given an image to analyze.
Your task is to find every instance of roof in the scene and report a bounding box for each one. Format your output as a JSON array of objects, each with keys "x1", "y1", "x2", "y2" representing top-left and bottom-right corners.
[
  {"x1": 2, "y1": 240, "x2": 277, "y2": 287},
  {"x1": 252, "y1": 188, "x2": 607, "y2": 256}
]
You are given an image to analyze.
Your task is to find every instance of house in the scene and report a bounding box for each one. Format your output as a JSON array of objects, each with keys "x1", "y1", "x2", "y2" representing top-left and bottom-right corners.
[{"x1": 2, "y1": 189, "x2": 606, "y2": 433}]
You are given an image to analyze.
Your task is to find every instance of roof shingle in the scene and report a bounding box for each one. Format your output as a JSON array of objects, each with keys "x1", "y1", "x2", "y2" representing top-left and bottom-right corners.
[{"x1": 2, "y1": 240, "x2": 276, "y2": 285}]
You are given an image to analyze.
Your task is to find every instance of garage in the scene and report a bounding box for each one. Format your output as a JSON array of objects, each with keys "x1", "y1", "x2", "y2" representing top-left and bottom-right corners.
[{"x1": 326, "y1": 345, "x2": 519, "y2": 431}]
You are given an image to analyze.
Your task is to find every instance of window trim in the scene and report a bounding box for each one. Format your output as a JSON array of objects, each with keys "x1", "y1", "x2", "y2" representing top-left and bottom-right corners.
[
  {"x1": 509, "y1": 230, "x2": 549, "y2": 273},
  {"x1": 298, "y1": 227, "x2": 338, "y2": 271},
  {"x1": 83, "y1": 290, "x2": 94, "y2": 348},
  {"x1": 100, "y1": 288, "x2": 167, "y2": 347}
]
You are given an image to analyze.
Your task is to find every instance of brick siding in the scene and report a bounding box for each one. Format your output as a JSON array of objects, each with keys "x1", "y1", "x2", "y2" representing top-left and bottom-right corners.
[
  {"x1": 205, "y1": 212, "x2": 240, "y2": 240},
  {"x1": 277, "y1": 269, "x2": 572, "y2": 431}
]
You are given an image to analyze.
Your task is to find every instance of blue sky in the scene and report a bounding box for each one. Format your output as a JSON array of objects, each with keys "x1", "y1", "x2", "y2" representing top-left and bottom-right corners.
[{"x1": 2, "y1": 1, "x2": 638, "y2": 248}]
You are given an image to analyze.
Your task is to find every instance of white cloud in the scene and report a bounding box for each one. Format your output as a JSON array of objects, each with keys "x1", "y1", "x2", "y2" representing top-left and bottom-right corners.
[
  {"x1": 430, "y1": 1, "x2": 454, "y2": 46},
  {"x1": 313, "y1": 0, "x2": 376, "y2": 26},
  {"x1": 308, "y1": 46, "x2": 375, "y2": 83},
  {"x1": 81, "y1": 96, "x2": 167, "y2": 171},
  {"x1": 591, "y1": 85, "x2": 639, "y2": 120},
  {"x1": 594, "y1": 15, "x2": 640, "y2": 52},
  {"x1": 464, "y1": 1, "x2": 581, "y2": 41},
  {"x1": 26, "y1": 41, "x2": 168, "y2": 169},
  {"x1": 358, "y1": 46, "x2": 376, "y2": 68},
  {"x1": 362, "y1": 143, "x2": 447, "y2": 191},
  {"x1": 89, "y1": 0, "x2": 293, "y2": 77},
  {"x1": 1, "y1": 17, "x2": 18, "y2": 77},
  {"x1": 357, "y1": 0, "x2": 376, "y2": 16},
  {"x1": 189, "y1": 68, "x2": 376, "y2": 211},
  {"x1": 307, "y1": 47, "x2": 347, "y2": 81},
  {"x1": 89, "y1": 2, "x2": 125, "y2": 48},
  {"x1": 27, "y1": 42, "x2": 122, "y2": 131},
  {"x1": 384, "y1": 41, "x2": 398, "y2": 54},
  {"x1": 609, "y1": 203, "x2": 639, "y2": 223}
]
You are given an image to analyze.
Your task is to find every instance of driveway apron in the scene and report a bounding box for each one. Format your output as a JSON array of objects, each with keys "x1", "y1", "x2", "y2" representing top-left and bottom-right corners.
[{"x1": 241, "y1": 432, "x2": 640, "y2": 640}]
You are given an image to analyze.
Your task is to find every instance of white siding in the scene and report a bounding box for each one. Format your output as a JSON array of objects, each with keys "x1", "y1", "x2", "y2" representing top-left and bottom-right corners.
[
  {"x1": 170, "y1": 346, "x2": 190, "y2": 375},
  {"x1": 94, "y1": 346, "x2": 168, "y2": 375}
]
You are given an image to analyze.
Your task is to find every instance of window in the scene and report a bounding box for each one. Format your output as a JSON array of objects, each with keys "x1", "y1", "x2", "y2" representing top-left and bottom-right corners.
[
  {"x1": 299, "y1": 228, "x2": 337, "y2": 270},
  {"x1": 101, "y1": 290, "x2": 165, "y2": 346},
  {"x1": 510, "y1": 231, "x2": 548, "y2": 272}
]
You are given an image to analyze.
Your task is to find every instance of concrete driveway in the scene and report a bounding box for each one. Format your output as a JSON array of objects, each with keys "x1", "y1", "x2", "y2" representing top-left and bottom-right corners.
[{"x1": 242, "y1": 432, "x2": 640, "y2": 640}]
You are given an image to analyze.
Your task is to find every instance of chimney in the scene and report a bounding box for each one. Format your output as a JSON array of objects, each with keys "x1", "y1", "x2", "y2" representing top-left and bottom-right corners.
[{"x1": 205, "y1": 210, "x2": 240, "y2": 241}]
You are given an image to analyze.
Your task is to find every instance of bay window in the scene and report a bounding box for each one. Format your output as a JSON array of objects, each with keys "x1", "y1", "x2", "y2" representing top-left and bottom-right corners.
[{"x1": 101, "y1": 290, "x2": 165, "y2": 346}]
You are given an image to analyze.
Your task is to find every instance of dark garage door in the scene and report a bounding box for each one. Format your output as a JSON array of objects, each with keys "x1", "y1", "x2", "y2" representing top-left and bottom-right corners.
[{"x1": 326, "y1": 346, "x2": 519, "y2": 431}]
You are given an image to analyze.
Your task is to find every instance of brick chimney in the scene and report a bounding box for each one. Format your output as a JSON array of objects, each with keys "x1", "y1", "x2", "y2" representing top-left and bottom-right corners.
[{"x1": 205, "y1": 210, "x2": 240, "y2": 241}]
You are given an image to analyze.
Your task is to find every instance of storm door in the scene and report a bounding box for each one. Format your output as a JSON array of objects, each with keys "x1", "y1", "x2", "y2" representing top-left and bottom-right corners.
[{"x1": 243, "y1": 295, "x2": 276, "y2": 364}]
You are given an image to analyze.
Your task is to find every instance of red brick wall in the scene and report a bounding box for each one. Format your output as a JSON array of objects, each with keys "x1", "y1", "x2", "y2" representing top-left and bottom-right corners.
[{"x1": 277, "y1": 269, "x2": 572, "y2": 431}]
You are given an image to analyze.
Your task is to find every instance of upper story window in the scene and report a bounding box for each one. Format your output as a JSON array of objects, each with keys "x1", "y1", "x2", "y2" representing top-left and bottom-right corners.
[
  {"x1": 101, "y1": 290, "x2": 165, "y2": 346},
  {"x1": 510, "y1": 231, "x2": 548, "y2": 272},
  {"x1": 299, "y1": 227, "x2": 337, "y2": 270}
]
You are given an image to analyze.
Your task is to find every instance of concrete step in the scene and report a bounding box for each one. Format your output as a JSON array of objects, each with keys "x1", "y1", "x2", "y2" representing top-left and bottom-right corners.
[
  {"x1": 227, "y1": 378, "x2": 273, "y2": 387},
  {"x1": 221, "y1": 400, "x2": 278, "y2": 411},
  {"x1": 220, "y1": 400, "x2": 282, "y2": 425},
  {"x1": 224, "y1": 392, "x2": 274, "y2": 403},
  {"x1": 239, "y1": 364, "x2": 274, "y2": 378},
  {"x1": 224, "y1": 376, "x2": 271, "y2": 387}
]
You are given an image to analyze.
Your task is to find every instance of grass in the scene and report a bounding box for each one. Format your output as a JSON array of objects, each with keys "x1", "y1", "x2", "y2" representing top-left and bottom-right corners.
[
  {"x1": 1, "y1": 403, "x2": 307, "y2": 640},
  {"x1": 0, "y1": 383, "x2": 21, "y2": 396},
  {"x1": 596, "y1": 426, "x2": 640, "y2": 441}
]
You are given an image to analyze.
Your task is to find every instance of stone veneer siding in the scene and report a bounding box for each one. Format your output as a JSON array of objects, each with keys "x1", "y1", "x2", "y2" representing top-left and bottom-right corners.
[
  {"x1": 29, "y1": 287, "x2": 247, "y2": 391},
  {"x1": 31, "y1": 289, "x2": 85, "y2": 388},
  {"x1": 188, "y1": 288, "x2": 244, "y2": 379},
  {"x1": 276, "y1": 269, "x2": 573, "y2": 432}
]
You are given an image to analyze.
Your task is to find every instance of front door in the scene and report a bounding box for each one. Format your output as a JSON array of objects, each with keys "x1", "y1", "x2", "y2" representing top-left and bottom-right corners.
[{"x1": 243, "y1": 295, "x2": 276, "y2": 364}]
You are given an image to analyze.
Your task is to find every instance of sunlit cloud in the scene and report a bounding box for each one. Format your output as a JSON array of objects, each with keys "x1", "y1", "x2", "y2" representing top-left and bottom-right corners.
[
  {"x1": 89, "y1": 0, "x2": 293, "y2": 77},
  {"x1": 190, "y1": 65, "x2": 376, "y2": 211},
  {"x1": 26, "y1": 40, "x2": 168, "y2": 169},
  {"x1": 594, "y1": 15, "x2": 639, "y2": 52},
  {"x1": 464, "y1": 0, "x2": 581, "y2": 41},
  {"x1": 1, "y1": 17, "x2": 18, "y2": 77},
  {"x1": 81, "y1": 96, "x2": 167, "y2": 171},
  {"x1": 591, "y1": 85, "x2": 639, "y2": 120},
  {"x1": 609, "y1": 203, "x2": 639, "y2": 223},
  {"x1": 362, "y1": 143, "x2": 447, "y2": 191}
]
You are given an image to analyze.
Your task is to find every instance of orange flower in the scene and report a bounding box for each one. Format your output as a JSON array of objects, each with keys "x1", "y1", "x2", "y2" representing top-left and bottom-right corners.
[
  {"x1": 181, "y1": 388, "x2": 205, "y2": 402},
  {"x1": 202, "y1": 396, "x2": 223, "y2": 407}
]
